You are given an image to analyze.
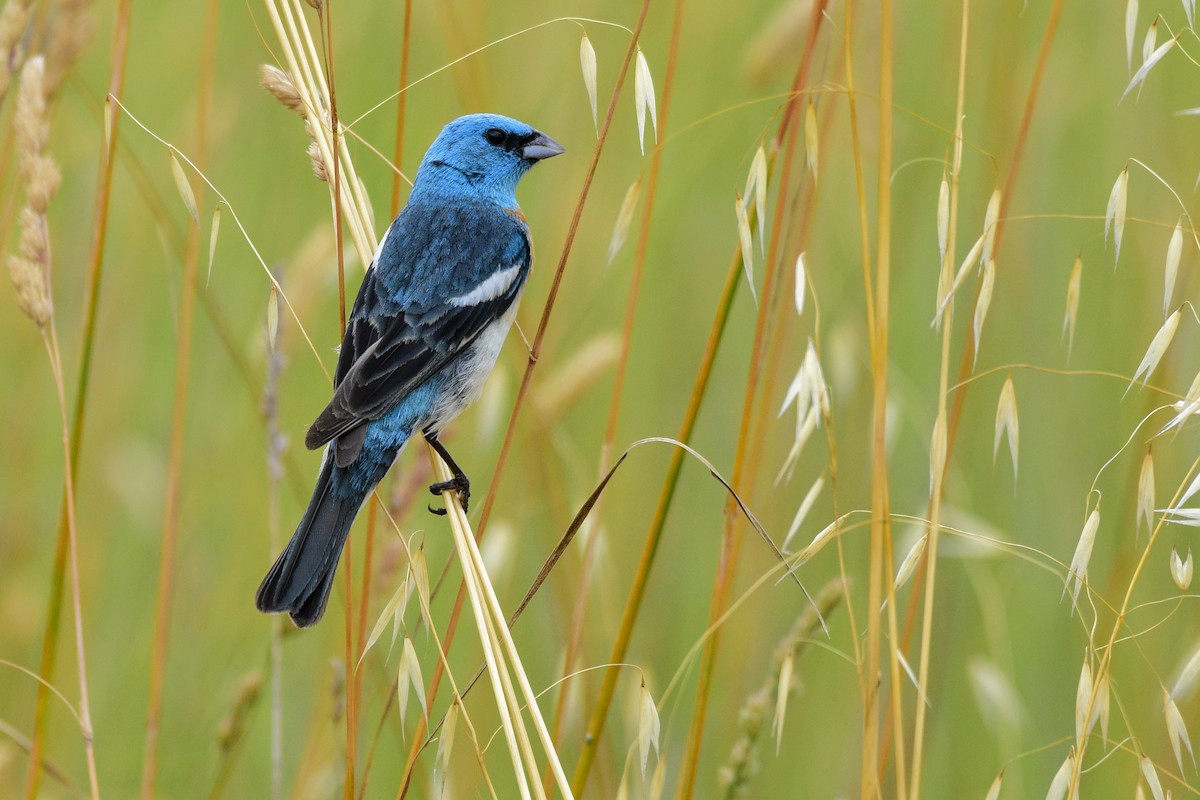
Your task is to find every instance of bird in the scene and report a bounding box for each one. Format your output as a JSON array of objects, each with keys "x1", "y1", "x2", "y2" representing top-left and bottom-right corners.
[{"x1": 256, "y1": 113, "x2": 564, "y2": 627}]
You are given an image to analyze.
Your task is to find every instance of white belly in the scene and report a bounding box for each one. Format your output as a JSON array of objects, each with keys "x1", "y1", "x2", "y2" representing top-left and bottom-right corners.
[{"x1": 427, "y1": 299, "x2": 520, "y2": 431}]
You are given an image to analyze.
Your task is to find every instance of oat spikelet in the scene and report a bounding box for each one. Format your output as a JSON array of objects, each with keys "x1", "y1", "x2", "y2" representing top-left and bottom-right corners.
[
  {"x1": 1123, "y1": 35, "x2": 1178, "y2": 102},
  {"x1": 735, "y1": 192, "x2": 756, "y2": 304},
  {"x1": 435, "y1": 698, "x2": 458, "y2": 789},
  {"x1": 1143, "y1": 18, "x2": 1159, "y2": 65},
  {"x1": 1074, "y1": 658, "x2": 1094, "y2": 745},
  {"x1": 207, "y1": 205, "x2": 221, "y2": 285},
  {"x1": 1139, "y1": 753, "x2": 1166, "y2": 800},
  {"x1": 782, "y1": 475, "x2": 824, "y2": 550},
  {"x1": 169, "y1": 152, "x2": 200, "y2": 227},
  {"x1": 1164, "y1": 219, "x2": 1183, "y2": 315},
  {"x1": 1126, "y1": 0, "x2": 1139, "y2": 70},
  {"x1": 893, "y1": 534, "x2": 927, "y2": 591},
  {"x1": 1171, "y1": 546, "x2": 1193, "y2": 591},
  {"x1": 1137, "y1": 449, "x2": 1155, "y2": 532},
  {"x1": 1096, "y1": 669, "x2": 1111, "y2": 741},
  {"x1": 1129, "y1": 308, "x2": 1181, "y2": 392},
  {"x1": 1045, "y1": 751, "x2": 1074, "y2": 800},
  {"x1": 1065, "y1": 506, "x2": 1100, "y2": 608},
  {"x1": 804, "y1": 100, "x2": 818, "y2": 184},
  {"x1": 1105, "y1": 167, "x2": 1129, "y2": 263},
  {"x1": 793, "y1": 251, "x2": 806, "y2": 316},
  {"x1": 607, "y1": 178, "x2": 641, "y2": 265},
  {"x1": 993, "y1": 376, "x2": 1019, "y2": 479},
  {"x1": 934, "y1": 232, "x2": 983, "y2": 324},
  {"x1": 1184, "y1": 0, "x2": 1196, "y2": 31},
  {"x1": 579, "y1": 32, "x2": 598, "y2": 133},
  {"x1": 8, "y1": 56, "x2": 58, "y2": 327},
  {"x1": 772, "y1": 651, "x2": 793, "y2": 755},
  {"x1": 397, "y1": 637, "x2": 427, "y2": 723},
  {"x1": 260, "y1": 63, "x2": 306, "y2": 117},
  {"x1": 972, "y1": 257, "x2": 995, "y2": 366},
  {"x1": 266, "y1": 284, "x2": 279, "y2": 351},
  {"x1": 929, "y1": 411, "x2": 946, "y2": 493},
  {"x1": 638, "y1": 680, "x2": 660, "y2": 780},
  {"x1": 1174, "y1": 644, "x2": 1200, "y2": 699},
  {"x1": 1063, "y1": 254, "x2": 1082, "y2": 354},
  {"x1": 746, "y1": 144, "x2": 767, "y2": 248},
  {"x1": 984, "y1": 772, "x2": 1004, "y2": 800},
  {"x1": 633, "y1": 46, "x2": 657, "y2": 155},
  {"x1": 981, "y1": 188, "x2": 1001, "y2": 266},
  {"x1": 1164, "y1": 688, "x2": 1196, "y2": 771}
]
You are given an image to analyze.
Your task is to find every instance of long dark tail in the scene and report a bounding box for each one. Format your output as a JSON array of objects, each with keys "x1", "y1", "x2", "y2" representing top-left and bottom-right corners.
[{"x1": 256, "y1": 454, "x2": 362, "y2": 627}]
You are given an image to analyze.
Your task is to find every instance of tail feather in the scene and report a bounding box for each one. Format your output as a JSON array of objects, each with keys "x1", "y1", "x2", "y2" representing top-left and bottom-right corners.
[{"x1": 256, "y1": 455, "x2": 362, "y2": 627}]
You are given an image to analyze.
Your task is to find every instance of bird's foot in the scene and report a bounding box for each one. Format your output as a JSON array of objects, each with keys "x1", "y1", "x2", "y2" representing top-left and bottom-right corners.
[{"x1": 428, "y1": 474, "x2": 470, "y2": 515}]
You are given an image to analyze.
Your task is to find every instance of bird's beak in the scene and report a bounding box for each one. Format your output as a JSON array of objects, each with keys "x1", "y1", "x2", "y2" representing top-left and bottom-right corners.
[{"x1": 520, "y1": 131, "x2": 565, "y2": 162}]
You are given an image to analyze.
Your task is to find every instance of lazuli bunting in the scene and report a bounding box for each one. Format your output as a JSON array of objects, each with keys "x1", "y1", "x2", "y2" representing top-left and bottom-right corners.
[{"x1": 257, "y1": 113, "x2": 564, "y2": 627}]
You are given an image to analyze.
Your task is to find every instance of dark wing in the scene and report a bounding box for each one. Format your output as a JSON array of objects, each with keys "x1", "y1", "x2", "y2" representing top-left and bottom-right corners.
[{"x1": 306, "y1": 204, "x2": 530, "y2": 466}]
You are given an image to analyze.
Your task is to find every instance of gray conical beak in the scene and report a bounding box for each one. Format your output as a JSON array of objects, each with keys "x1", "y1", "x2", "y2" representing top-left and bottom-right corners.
[{"x1": 520, "y1": 131, "x2": 565, "y2": 162}]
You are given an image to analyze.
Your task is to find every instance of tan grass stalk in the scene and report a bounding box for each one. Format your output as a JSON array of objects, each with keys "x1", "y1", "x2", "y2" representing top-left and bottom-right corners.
[
  {"x1": 909, "y1": 2, "x2": 970, "y2": 795},
  {"x1": 547, "y1": 4, "x2": 686, "y2": 793},
  {"x1": 673, "y1": 7, "x2": 830, "y2": 795},
  {"x1": 24, "y1": 3, "x2": 132, "y2": 792},
  {"x1": 9, "y1": 55, "x2": 99, "y2": 800}
]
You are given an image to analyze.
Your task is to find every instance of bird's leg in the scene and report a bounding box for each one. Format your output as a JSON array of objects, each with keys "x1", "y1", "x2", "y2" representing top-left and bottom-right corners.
[{"x1": 425, "y1": 431, "x2": 470, "y2": 515}]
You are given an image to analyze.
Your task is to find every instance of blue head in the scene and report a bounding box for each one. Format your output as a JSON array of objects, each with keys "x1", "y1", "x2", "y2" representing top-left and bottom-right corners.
[{"x1": 409, "y1": 113, "x2": 564, "y2": 207}]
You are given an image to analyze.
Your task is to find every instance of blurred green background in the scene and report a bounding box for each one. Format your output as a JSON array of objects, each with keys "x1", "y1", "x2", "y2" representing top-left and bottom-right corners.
[{"x1": 2, "y1": 0, "x2": 1199, "y2": 797}]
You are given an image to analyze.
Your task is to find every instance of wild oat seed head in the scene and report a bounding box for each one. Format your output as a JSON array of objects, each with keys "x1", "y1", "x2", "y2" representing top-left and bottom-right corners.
[
  {"x1": 1063, "y1": 254, "x2": 1082, "y2": 354},
  {"x1": 1171, "y1": 546, "x2": 1193, "y2": 591},
  {"x1": 1139, "y1": 752, "x2": 1166, "y2": 800},
  {"x1": 972, "y1": 258, "x2": 995, "y2": 366},
  {"x1": 1163, "y1": 219, "x2": 1183, "y2": 315},
  {"x1": 793, "y1": 251, "x2": 806, "y2": 316},
  {"x1": 638, "y1": 681, "x2": 660, "y2": 780},
  {"x1": 1137, "y1": 449, "x2": 1155, "y2": 532},
  {"x1": 994, "y1": 376, "x2": 1019, "y2": 479},
  {"x1": 735, "y1": 192, "x2": 756, "y2": 304},
  {"x1": 981, "y1": 188, "x2": 1001, "y2": 266},
  {"x1": 606, "y1": 177, "x2": 641, "y2": 265},
  {"x1": 1164, "y1": 688, "x2": 1196, "y2": 772},
  {"x1": 1066, "y1": 506, "x2": 1100, "y2": 608},
  {"x1": 1096, "y1": 670, "x2": 1111, "y2": 741},
  {"x1": 1074, "y1": 658, "x2": 1094, "y2": 745},
  {"x1": 1045, "y1": 751, "x2": 1073, "y2": 800},
  {"x1": 579, "y1": 33, "x2": 597, "y2": 133},
  {"x1": 1123, "y1": 35, "x2": 1177, "y2": 103},
  {"x1": 1104, "y1": 167, "x2": 1128, "y2": 262},
  {"x1": 985, "y1": 772, "x2": 1003, "y2": 800},
  {"x1": 1129, "y1": 308, "x2": 1181, "y2": 392},
  {"x1": 1143, "y1": 18, "x2": 1159, "y2": 66},
  {"x1": 1173, "y1": 644, "x2": 1200, "y2": 699}
]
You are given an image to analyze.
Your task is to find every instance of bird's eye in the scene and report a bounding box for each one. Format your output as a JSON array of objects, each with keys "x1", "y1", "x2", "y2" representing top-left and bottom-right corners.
[{"x1": 484, "y1": 128, "x2": 506, "y2": 146}]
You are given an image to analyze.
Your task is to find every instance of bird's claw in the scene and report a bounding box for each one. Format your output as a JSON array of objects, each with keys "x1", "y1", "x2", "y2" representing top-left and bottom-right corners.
[{"x1": 429, "y1": 475, "x2": 470, "y2": 514}]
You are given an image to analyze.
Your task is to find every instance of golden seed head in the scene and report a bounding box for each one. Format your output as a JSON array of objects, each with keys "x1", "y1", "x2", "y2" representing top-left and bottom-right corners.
[{"x1": 259, "y1": 63, "x2": 306, "y2": 118}]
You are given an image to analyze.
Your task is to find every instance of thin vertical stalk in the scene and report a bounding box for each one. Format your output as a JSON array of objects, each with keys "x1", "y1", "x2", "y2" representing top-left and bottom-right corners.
[
  {"x1": 389, "y1": 0, "x2": 412, "y2": 218},
  {"x1": 571, "y1": 42, "x2": 822, "y2": 799},
  {"x1": 674, "y1": 4, "x2": 827, "y2": 795},
  {"x1": 24, "y1": 1, "x2": 135, "y2": 795},
  {"x1": 139, "y1": 1, "x2": 217, "y2": 795},
  {"x1": 545, "y1": 0, "x2": 687, "y2": 792},
  {"x1": 43, "y1": 327, "x2": 100, "y2": 800},
  {"x1": 909, "y1": 3, "x2": 969, "y2": 797}
]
